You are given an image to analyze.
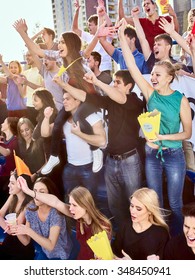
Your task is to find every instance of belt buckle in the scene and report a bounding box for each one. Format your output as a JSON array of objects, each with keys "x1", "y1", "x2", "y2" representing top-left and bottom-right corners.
[{"x1": 117, "y1": 155, "x2": 123, "y2": 160}]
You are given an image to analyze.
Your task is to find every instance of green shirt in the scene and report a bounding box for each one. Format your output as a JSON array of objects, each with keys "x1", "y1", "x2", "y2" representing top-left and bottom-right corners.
[{"x1": 147, "y1": 90, "x2": 183, "y2": 149}]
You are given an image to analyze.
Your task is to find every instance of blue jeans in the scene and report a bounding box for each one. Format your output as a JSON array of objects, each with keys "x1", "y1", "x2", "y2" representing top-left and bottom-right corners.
[
  {"x1": 145, "y1": 144, "x2": 186, "y2": 236},
  {"x1": 62, "y1": 162, "x2": 97, "y2": 201},
  {"x1": 104, "y1": 150, "x2": 142, "y2": 228}
]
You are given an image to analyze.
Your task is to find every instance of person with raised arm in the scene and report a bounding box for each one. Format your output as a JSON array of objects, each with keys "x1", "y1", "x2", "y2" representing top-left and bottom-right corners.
[
  {"x1": 0, "y1": 55, "x2": 27, "y2": 118},
  {"x1": 17, "y1": 176, "x2": 112, "y2": 260},
  {"x1": 52, "y1": 69, "x2": 144, "y2": 230},
  {"x1": 13, "y1": 18, "x2": 106, "y2": 174},
  {"x1": 118, "y1": 18, "x2": 192, "y2": 237},
  {"x1": 118, "y1": 0, "x2": 179, "y2": 50},
  {"x1": 11, "y1": 176, "x2": 72, "y2": 260},
  {"x1": 72, "y1": 0, "x2": 113, "y2": 75}
]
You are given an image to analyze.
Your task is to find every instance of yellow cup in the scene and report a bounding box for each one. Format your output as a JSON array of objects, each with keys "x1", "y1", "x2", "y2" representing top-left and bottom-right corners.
[
  {"x1": 138, "y1": 109, "x2": 161, "y2": 140},
  {"x1": 156, "y1": 0, "x2": 169, "y2": 14}
]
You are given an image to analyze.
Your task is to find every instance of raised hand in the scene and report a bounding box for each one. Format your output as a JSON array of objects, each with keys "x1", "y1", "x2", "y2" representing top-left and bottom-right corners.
[
  {"x1": 96, "y1": 0, "x2": 106, "y2": 17},
  {"x1": 74, "y1": 0, "x2": 81, "y2": 11},
  {"x1": 83, "y1": 71, "x2": 98, "y2": 85},
  {"x1": 118, "y1": 18, "x2": 128, "y2": 40},
  {"x1": 44, "y1": 106, "x2": 54, "y2": 119},
  {"x1": 13, "y1": 18, "x2": 28, "y2": 34},
  {"x1": 159, "y1": 17, "x2": 175, "y2": 34},
  {"x1": 165, "y1": 4, "x2": 176, "y2": 17},
  {"x1": 131, "y1": 6, "x2": 140, "y2": 18},
  {"x1": 97, "y1": 21, "x2": 117, "y2": 38},
  {"x1": 17, "y1": 176, "x2": 30, "y2": 194}
]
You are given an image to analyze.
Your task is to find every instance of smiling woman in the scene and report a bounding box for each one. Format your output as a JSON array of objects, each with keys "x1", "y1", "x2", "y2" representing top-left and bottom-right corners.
[{"x1": 118, "y1": 18, "x2": 192, "y2": 237}]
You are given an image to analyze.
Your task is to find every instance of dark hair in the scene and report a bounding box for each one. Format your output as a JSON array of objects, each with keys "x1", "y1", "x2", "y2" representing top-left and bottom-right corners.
[
  {"x1": 8, "y1": 171, "x2": 33, "y2": 215},
  {"x1": 182, "y1": 202, "x2": 195, "y2": 217},
  {"x1": 44, "y1": 27, "x2": 55, "y2": 40},
  {"x1": 88, "y1": 14, "x2": 98, "y2": 25},
  {"x1": 35, "y1": 176, "x2": 61, "y2": 196},
  {"x1": 142, "y1": 0, "x2": 155, "y2": 6},
  {"x1": 61, "y1": 32, "x2": 95, "y2": 94},
  {"x1": 91, "y1": 51, "x2": 101, "y2": 66},
  {"x1": 114, "y1": 70, "x2": 135, "y2": 90},
  {"x1": 29, "y1": 176, "x2": 62, "y2": 211},
  {"x1": 124, "y1": 25, "x2": 137, "y2": 40},
  {"x1": 7, "y1": 117, "x2": 19, "y2": 135},
  {"x1": 33, "y1": 88, "x2": 58, "y2": 122}
]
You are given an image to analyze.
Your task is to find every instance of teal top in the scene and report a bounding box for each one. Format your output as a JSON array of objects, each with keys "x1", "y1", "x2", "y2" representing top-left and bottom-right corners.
[{"x1": 147, "y1": 90, "x2": 183, "y2": 149}]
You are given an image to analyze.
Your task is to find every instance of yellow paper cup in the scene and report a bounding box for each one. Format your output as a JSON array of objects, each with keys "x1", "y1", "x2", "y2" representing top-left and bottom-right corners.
[
  {"x1": 138, "y1": 110, "x2": 161, "y2": 140},
  {"x1": 156, "y1": 0, "x2": 169, "y2": 14},
  {"x1": 87, "y1": 231, "x2": 114, "y2": 260}
]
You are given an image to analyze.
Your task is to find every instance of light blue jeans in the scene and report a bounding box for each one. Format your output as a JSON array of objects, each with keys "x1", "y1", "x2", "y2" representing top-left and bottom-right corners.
[
  {"x1": 145, "y1": 144, "x2": 186, "y2": 236},
  {"x1": 104, "y1": 150, "x2": 143, "y2": 228}
]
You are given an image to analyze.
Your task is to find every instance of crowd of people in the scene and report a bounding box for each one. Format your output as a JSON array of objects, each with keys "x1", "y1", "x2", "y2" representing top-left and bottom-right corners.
[{"x1": 0, "y1": 0, "x2": 195, "y2": 260}]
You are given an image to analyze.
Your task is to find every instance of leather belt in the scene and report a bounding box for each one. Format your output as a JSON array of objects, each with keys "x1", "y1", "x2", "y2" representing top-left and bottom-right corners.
[{"x1": 109, "y1": 149, "x2": 137, "y2": 160}]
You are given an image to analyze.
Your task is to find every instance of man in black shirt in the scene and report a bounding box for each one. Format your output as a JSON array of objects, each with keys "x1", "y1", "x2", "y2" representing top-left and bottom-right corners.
[{"x1": 56, "y1": 69, "x2": 144, "y2": 228}]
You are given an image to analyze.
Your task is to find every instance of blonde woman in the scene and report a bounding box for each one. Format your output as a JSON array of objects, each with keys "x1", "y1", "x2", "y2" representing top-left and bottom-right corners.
[
  {"x1": 118, "y1": 19, "x2": 192, "y2": 236},
  {"x1": 17, "y1": 117, "x2": 46, "y2": 182},
  {"x1": 112, "y1": 187, "x2": 169, "y2": 260},
  {"x1": 0, "y1": 55, "x2": 27, "y2": 118},
  {"x1": 17, "y1": 176, "x2": 112, "y2": 260}
]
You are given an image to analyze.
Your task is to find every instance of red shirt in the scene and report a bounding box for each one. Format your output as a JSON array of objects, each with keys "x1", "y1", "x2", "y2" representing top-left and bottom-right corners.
[
  {"x1": 76, "y1": 220, "x2": 112, "y2": 260},
  {"x1": 0, "y1": 136, "x2": 18, "y2": 176},
  {"x1": 139, "y1": 16, "x2": 171, "y2": 50}
]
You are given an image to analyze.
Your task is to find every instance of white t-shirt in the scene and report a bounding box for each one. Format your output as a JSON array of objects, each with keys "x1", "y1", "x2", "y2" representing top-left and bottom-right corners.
[
  {"x1": 63, "y1": 112, "x2": 102, "y2": 165},
  {"x1": 81, "y1": 31, "x2": 112, "y2": 72}
]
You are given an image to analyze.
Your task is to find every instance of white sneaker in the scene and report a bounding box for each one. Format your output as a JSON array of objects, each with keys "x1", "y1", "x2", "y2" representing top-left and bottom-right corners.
[
  {"x1": 41, "y1": 156, "x2": 60, "y2": 175},
  {"x1": 92, "y1": 149, "x2": 103, "y2": 173}
]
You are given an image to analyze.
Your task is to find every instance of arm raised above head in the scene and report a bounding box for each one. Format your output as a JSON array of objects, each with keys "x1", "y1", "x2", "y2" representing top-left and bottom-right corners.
[
  {"x1": 17, "y1": 176, "x2": 71, "y2": 217},
  {"x1": 13, "y1": 19, "x2": 45, "y2": 58},
  {"x1": 118, "y1": 19, "x2": 153, "y2": 102}
]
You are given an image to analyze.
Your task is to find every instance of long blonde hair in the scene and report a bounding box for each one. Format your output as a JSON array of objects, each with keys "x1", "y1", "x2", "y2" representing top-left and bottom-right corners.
[
  {"x1": 130, "y1": 188, "x2": 169, "y2": 232},
  {"x1": 69, "y1": 186, "x2": 112, "y2": 237}
]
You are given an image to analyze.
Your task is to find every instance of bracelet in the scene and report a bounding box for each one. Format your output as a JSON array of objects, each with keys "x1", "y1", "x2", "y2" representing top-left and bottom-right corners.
[{"x1": 33, "y1": 190, "x2": 37, "y2": 199}]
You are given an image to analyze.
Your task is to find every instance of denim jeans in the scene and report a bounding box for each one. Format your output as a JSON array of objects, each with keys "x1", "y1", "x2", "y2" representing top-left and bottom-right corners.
[
  {"x1": 62, "y1": 162, "x2": 98, "y2": 201},
  {"x1": 104, "y1": 150, "x2": 142, "y2": 228},
  {"x1": 145, "y1": 144, "x2": 186, "y2": 236}
]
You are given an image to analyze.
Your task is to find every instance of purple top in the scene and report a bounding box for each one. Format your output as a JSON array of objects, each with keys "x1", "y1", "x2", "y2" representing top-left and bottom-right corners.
[{"x1": 6, "y1": 77, "x2": 26, "y2": 110}]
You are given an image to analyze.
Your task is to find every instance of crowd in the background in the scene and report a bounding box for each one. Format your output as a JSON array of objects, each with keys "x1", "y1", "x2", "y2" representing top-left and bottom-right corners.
[{"x1": 0, "y1": 0, "x2": 195, "y2": 260}]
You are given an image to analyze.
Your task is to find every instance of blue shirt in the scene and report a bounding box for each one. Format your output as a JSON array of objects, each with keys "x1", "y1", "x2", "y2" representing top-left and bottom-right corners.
[
  {"x1": 26, "y1": 205, "x2": 72, "y2": 259},
  {"x1": 112, "y1": 48, "x2": 149, "y2": 74}
]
